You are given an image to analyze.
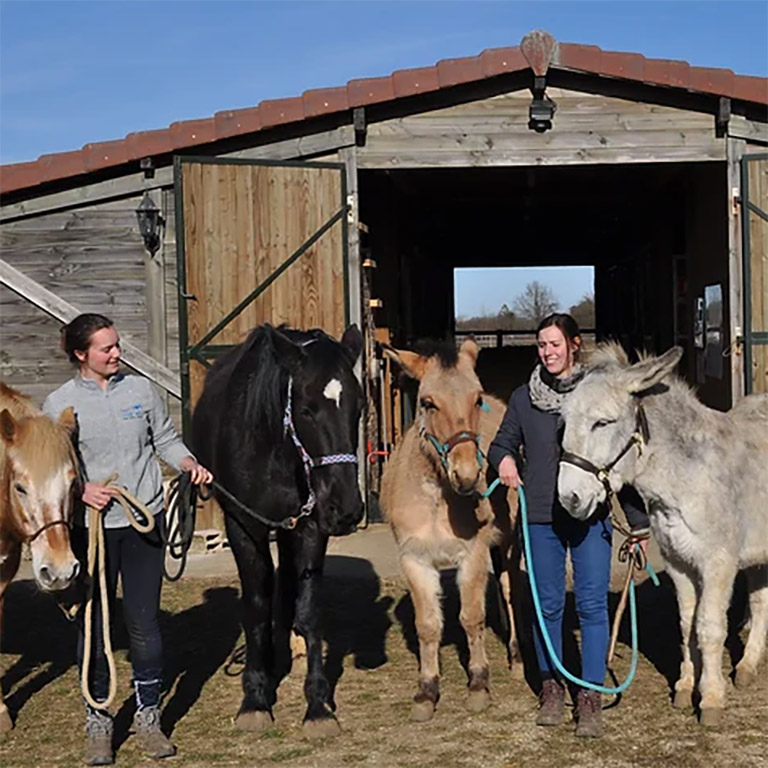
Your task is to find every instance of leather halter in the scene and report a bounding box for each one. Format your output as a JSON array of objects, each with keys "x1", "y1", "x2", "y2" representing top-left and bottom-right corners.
[
  {"x1": 419, "y1": 426, "x2": 483, "y2": 472},
  {"x1": 282, "y1": 375, "x2": 358, "y2": 525},
  {"x1": 27, "y1": 518, "x2": 71, "y2": 543},
  {"x1": 560, "y1": 402, "x2": 650, "y2": 497}
]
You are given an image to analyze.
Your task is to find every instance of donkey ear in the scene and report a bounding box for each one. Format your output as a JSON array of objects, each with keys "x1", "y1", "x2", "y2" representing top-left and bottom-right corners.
[
  {"x1": 458, "y1": 337, "x2": 479, "y2": 368},
  {"x1": 340, "y1": 324, "x2": 363, "y2": 363},
  {"x1": 270, "y1": 327, "x2": 306, "y2": 372},
  {"x1": 0, "y1": 409, "x2": 17, "y2": 445},
  {"x1": 623, "y1": 346, "x2": 683, "y2": 394},
  {"x1": 381, "y1": 345, "x2": 428, "y2": 381},
  {"x1": 57, "y1": 406, "x2": 76, "y2": 435}
]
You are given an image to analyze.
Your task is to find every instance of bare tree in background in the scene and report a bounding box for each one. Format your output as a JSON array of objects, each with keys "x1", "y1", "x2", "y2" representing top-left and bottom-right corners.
[
  {"x1": 513, "y1": 281, "x2": 559, "y2": 326},
  {"x1": 569, "y1": 292, "x2": 595, "y2": 329}
]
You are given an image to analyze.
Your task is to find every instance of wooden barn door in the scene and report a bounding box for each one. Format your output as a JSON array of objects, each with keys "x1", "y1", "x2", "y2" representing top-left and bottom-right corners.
[
  {"x1": 174, "y1": 156, "x2": 348, "y2": 530},
  {"x1": 742, "y1": 154, "x2": 768, "y2": 394}
]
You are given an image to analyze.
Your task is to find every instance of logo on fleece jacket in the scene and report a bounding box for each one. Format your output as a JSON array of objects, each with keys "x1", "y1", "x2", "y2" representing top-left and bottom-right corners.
[{"x1": 120, "y1": 404, "x2": 145, "y2": 420}]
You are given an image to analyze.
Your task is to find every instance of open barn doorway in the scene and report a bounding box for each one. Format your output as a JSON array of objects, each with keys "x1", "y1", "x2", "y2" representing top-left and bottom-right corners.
[
  {"x1": 454, "y1": 265, "x2": 595, "y2": 401},
  {"x1": 359, "y1": 161, "x2": 730, "y2": 407}
]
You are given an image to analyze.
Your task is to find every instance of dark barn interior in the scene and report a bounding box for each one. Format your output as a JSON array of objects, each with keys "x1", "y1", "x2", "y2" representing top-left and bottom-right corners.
[{"x1": 360, "y1": 161, "x2": 730, "y2": 409}]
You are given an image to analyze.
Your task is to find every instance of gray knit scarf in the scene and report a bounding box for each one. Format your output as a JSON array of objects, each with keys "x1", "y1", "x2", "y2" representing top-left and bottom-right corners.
[{"x1": 528, "y1": 363, "x2": 585, "y2": 414}]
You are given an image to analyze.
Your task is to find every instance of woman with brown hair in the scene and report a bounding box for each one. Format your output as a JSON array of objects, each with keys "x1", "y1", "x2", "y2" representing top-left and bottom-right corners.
[{"x1": 43, "y1": 313, "x2": 212, "y2": 766}]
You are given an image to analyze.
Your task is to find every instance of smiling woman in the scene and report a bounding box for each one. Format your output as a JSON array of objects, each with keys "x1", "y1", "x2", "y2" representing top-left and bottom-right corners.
[
  {"x1": 42, "y1": 312, "x2": 212, "y2": 766},
  {"x1": 487, "y1": 312, "x2": 649, "y2": 738}
]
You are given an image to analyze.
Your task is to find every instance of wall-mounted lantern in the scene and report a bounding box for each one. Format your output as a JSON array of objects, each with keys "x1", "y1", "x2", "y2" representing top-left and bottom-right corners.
[{"x1": 136, "y1": 192, "x2": 163, "y2": 256}]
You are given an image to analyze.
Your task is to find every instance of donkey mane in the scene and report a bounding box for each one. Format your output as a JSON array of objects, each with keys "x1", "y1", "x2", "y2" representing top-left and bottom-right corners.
[{"x1": 583, "y1": 341, "x2": 629, "y2": 369}]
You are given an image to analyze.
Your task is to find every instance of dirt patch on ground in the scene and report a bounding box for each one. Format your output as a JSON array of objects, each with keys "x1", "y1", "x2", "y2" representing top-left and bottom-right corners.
[{"x1": 1, "y1": 560, "x2": 766, "y2": 768}]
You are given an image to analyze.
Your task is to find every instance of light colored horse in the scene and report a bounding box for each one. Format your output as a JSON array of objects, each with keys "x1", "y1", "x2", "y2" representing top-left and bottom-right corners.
[
  {"x1": 557, "y1": 345, "x2": 768, "y2": 726},
  {"x1": 0, "y1": 383, "x2": 80, "y2": 732},
  {"x1": 381, "y1": 339, "x2": 520, "y2": 722}
]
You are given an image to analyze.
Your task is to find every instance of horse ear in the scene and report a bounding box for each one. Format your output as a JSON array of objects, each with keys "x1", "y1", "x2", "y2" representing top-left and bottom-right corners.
[
  {"x1": 623, "y1": 346, "x2": 683, "y2": 394},
  {"x1": 340, "y1": 324, "x2": 363, "y2": 362},
  {"x1": 381, "y1": 345, "x2": 428, "y2": 381},
  {"x1": 0, "y1": 409, "x2": 17, "y2": 445},
  {"x1": 270, "y1": 328, "x2": 306, "y2": 371},
  {"x1": 57, "y1": 406, "x2": 76, "y2": 435},
  {"x1": 458, "y1": 338, "x2": 479, "y2": 368}
]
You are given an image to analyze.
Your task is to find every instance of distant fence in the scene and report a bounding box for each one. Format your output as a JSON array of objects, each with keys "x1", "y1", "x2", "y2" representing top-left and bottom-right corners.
[{"x1": 455, "y1": 329, "x2": 597, "y2": 348}]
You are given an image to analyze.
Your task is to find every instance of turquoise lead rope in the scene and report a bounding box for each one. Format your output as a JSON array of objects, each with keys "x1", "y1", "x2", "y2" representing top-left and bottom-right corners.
[{"x1": 482, "y1": 478, "x2": 658, "y2": 694}]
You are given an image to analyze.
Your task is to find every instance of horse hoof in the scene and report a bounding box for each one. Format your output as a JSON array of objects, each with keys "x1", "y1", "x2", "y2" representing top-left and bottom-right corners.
[
  {"x1": 411, "y1": 700, "x2": 436, "y2": 723},
  {"x1": 699, "y1": 707, "x2": 723, "y2": 727},
  {"x1": 673, "y1": 690, "x2": 693, "y2": 711},
  {"x1": 735, "y1": 666, "x2": 756, "y2": 690},
  {"x1": 0, "y1": 705, "x2": 13, "y2": 733},
  {"x1": 235, "y1": 710, "x2": 274, "y2": 733},
  {"x1": 302, "y1": 716, "x2": 341, "y2": 740},
  {"x1": 466, "y1": 689, "x2": 491, "y2": 714}
]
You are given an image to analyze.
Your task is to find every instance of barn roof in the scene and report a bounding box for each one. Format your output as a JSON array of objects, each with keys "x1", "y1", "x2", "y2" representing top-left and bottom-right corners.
[{"x1": 1, "y1": 30, "x2": 766, "y2": 196}]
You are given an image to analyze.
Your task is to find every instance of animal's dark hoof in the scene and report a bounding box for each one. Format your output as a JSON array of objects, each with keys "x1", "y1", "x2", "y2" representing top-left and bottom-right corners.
[
  {"x1": 466, "y1": 688, "x2": 491, "y2": 713},
  {"x1": 411, "y1": 700, "x2": 436, "y2": 722},
  {"x1": 699, "y1": 707, "x2": 723, "y2": 727},
  {"x1": 302, "y1": 716, "x2": 341, "y2": 739},
  {"x1": 673, "y1": 690, "x2": 693, "y2": 711},
  {"x1": 235, "y1": 710, "x2": 274, "y2": 733},
  {"x1": 0, "y1": 705, "x2": 13, "y2": 733}
]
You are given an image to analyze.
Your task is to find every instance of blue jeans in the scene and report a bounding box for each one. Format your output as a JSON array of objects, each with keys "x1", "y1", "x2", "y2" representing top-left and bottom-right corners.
[{"x1": 528, "y1": 511, "x2": 613, "y2": 685}]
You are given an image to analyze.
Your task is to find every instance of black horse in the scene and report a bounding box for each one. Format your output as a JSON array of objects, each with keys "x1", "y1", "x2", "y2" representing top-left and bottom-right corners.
[{"x1": 192, "y1": 323, "x2": 364, "y2": 737}]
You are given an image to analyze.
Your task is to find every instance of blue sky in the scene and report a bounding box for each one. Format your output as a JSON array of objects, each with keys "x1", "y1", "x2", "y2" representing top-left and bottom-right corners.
[
  {"x1": 1, "y1": 1, "x2": 766, "y2": 166},
  {"x1": 1, "y1": 1, "x2": 765, "y2": 315},
  {"x1": 455, "y1": 266, "x2": 593, "y2": 318}
]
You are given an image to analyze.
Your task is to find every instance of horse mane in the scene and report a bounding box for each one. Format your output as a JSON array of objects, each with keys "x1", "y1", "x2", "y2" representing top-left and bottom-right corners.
[
  {"x1": 221, "y1": 324, "x2": 335, "y2": 440},
  {"x1": 411, "y1": 339, "x2": 459, "y2": 369}
]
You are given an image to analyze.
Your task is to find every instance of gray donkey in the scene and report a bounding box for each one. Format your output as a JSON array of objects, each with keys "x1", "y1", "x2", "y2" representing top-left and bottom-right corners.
[{"x1": 557, "y1": 344, "x2": 767, "y2": 726}]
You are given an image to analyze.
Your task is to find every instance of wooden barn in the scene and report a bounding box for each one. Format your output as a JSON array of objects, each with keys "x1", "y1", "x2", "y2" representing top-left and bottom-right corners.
[{"x1": 1, "y1": 30, "x2": 766, "y2": 530}]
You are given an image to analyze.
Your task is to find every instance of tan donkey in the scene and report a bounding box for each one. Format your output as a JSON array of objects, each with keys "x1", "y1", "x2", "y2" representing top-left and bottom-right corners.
[
  {"x1": 381, "y1": 339, "x2": 520, "y2": 722},
  {"x1": 0, "y1": 383, "x2": 80, "y2": 732}
]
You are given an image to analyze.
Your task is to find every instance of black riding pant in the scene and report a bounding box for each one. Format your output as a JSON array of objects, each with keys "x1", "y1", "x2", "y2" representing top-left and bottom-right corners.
[{"x1": 73, "y1": 517, "x2": 165, "y2": 710}]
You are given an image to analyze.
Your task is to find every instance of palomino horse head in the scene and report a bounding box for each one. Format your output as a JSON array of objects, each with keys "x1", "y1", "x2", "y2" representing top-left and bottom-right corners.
[
  {"x1": 1, "y1": 406, "x2": 80, "y2": 591},
  {"x1": 386, "y1": 339, "x2": 487, "y2": 496},
  {"x1": 558, "y1": 345, "x2": 682, "y2": 520}
]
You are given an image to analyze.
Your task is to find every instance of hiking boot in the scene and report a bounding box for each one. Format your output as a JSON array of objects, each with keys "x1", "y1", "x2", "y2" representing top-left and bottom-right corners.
[
  {"x1": 575, "y1": 688, "x2": 603, "y2": 738},
  {"x1": 85, "y1": 710, "x2": 114, "y2": 766},
  {"x1": 133, "y1": 706, "x2": 176, "y2": 759},
  {"x1": 536, "y1": 678, "x2": 565, "y2": 726}
]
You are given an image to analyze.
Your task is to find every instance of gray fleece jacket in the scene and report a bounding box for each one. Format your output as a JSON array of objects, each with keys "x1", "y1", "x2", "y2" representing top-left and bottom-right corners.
[{"x1": 43, "y1": 373, "x2": 191, "y2": 528}]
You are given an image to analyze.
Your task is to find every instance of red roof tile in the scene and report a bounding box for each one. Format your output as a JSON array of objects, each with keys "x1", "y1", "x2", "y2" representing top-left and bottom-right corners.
[{"x1": 2, "y1": 31, "x2": 766, "y2": 196}]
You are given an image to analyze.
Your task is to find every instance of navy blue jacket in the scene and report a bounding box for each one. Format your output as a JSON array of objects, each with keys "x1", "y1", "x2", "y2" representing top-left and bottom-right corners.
[{"x1": 488, "y1": 383, "x2": 649, "y2": 530}]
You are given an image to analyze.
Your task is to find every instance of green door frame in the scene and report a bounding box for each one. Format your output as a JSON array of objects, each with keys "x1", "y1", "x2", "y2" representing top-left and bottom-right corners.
[
  {"x1": 741, "y1": 153, "x2": 768, "y2": 395},
  {"x1": 174, "y1": 155, "x2": 349, "y2": 439}
]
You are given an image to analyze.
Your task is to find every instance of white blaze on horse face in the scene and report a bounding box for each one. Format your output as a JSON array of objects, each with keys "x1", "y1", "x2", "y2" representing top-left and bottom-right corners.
[
  {"x1": 323, "y1": 378, "x2": 343, "y2": 408},
  {"x1": 22, "y1": 463, "x2": 78, "y2": 591}
]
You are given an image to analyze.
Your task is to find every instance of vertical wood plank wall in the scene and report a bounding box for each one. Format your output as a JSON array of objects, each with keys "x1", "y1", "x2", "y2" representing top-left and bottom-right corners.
[
  {"x1": 748, "y1": 157, "x2": 768, "y2": 393},
  {"x1": 180, "y1": 160, "x2": 346, "y2": 529}
]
